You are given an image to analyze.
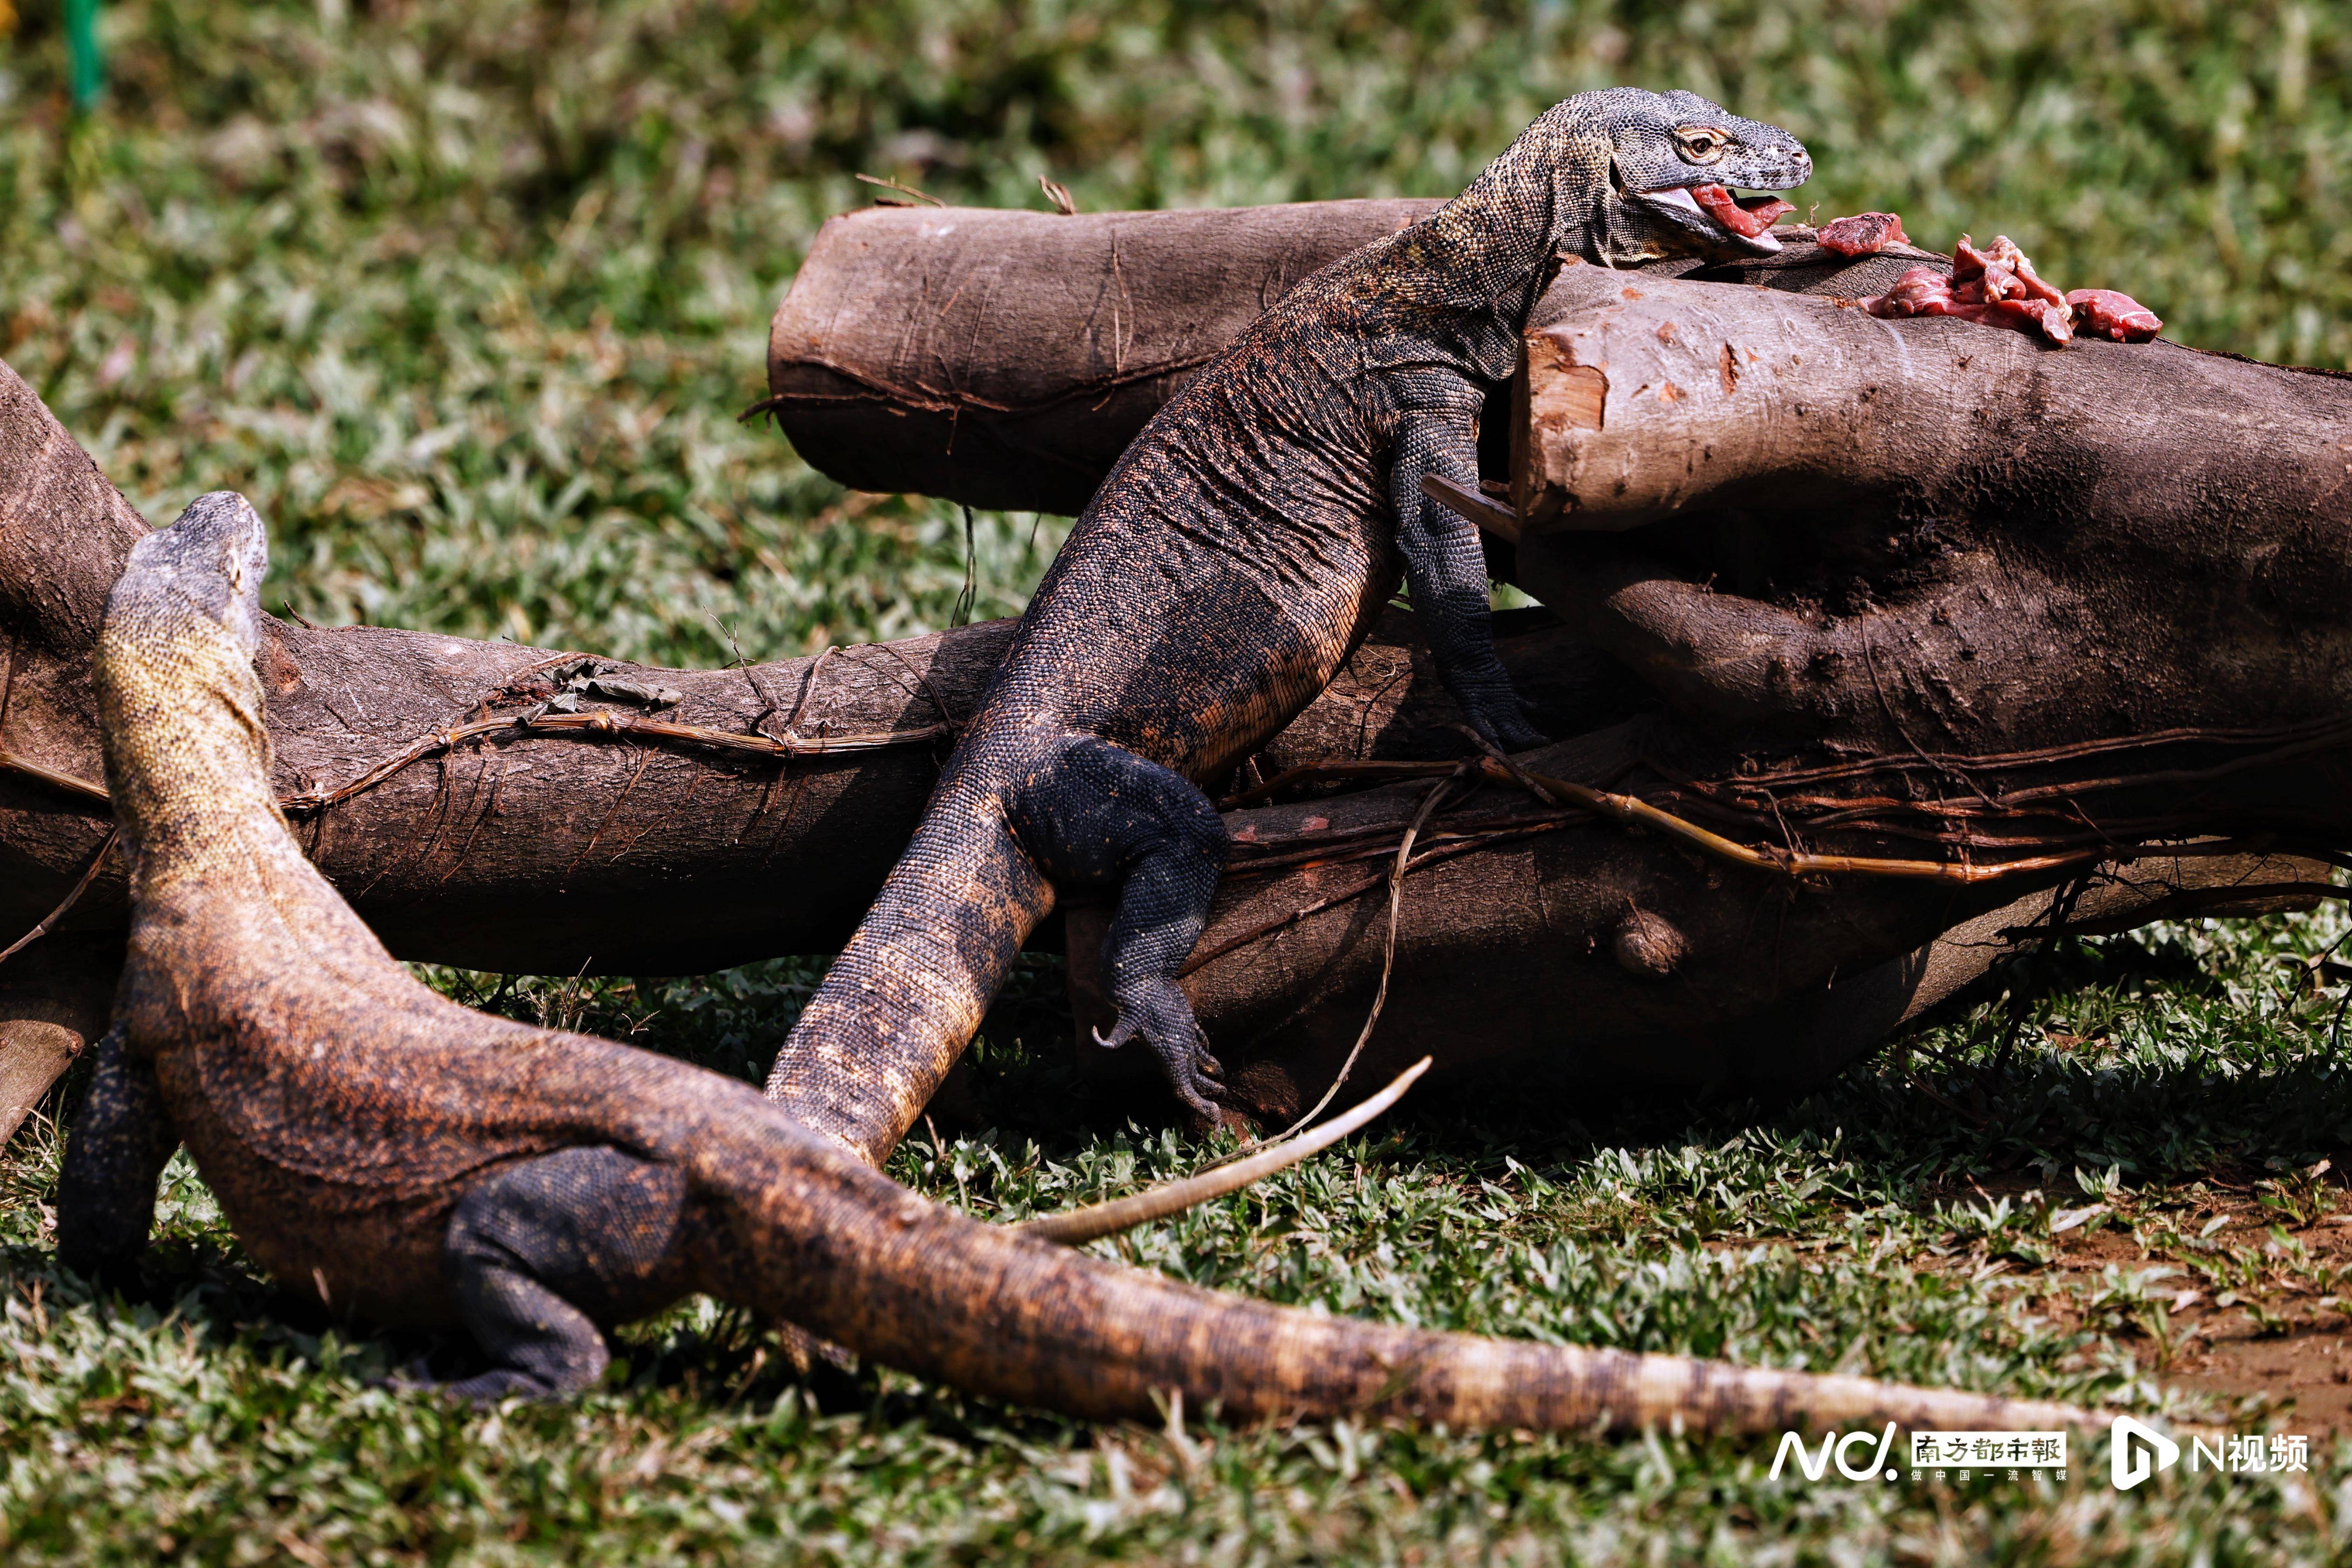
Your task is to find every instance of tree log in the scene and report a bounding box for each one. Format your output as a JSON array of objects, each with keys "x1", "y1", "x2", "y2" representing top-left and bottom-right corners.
[
  {"x1": 760, "y1": 202, "x2": 1938, "y2": 516},
  {"x1": 1146, "y1": 747, "x2": 2334, "y2": 1125},
  {"x1": 1505, "y1": 260, "x2": 2352, "y2": 759},
  {"x1": 1166, "y1": 256, "x2": 2352, "y2": 1130},
  {"x1": 2, "y1": 361, "x2": 1640, "y2": 979},
  {"x1": 760, "y1": 200, "x2": 1442, "y2": 514}
]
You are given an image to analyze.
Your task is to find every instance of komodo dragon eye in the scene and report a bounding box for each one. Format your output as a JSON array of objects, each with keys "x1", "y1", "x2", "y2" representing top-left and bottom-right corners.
[{"x1": 1674, "y1": 128, "x2": 1729, "y2": 164}]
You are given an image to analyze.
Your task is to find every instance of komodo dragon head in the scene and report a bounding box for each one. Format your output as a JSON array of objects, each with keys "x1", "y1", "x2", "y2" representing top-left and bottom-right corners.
[{"x1": 1503, "y1": 86, "x2": 1814, "y2": 265}]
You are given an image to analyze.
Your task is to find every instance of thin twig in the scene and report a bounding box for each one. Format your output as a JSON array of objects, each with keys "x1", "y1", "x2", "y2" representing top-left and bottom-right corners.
[
  {"x1": 1246, "y1": 766, "x2": 1468, "y2": 1147},
  {"x1": 952, "y1": 504, "x2": 978, "y2": 629},
  {"x1": 1446, "y1": 720, "x2": 1558, "y2": 806},
  {"x1": 1220, "y1": 758, "x2": 1462, "y2": 809},
  {"x1": 1185, "y1": 818, "x2": 1579, "y2": 975},
  {"x1": 876, "y1": 642, "x2": 965, "y2": 736},
  {"x1": 780, "y1": 645, "x2": 840, "y2": 738},
  {"x1": 2029, "y1": 880, "x2": 2352, "y2": 940},
  {"x1": 1719, "y1": 717, "x2": 2352, "y2": 794},
  {"x1": 0, "y1": 827, "x2": 119, "y2": 968},
  {"x1": 1861, "y1": 628, "x2": 1999, "y2": 807},
  {"x1": 854, "y1": 172, "x2": 945, "y2": 207},
  {"x1": 709, "y1": 613, "x2": 784, "y2": 727},
  {"x1": 564, "y1": 748, "x2": 656, "y2": 880},
  {"x1": 0, "y1": 749, "x2": 112, "y2": 806},
  {"x1": 0, "y1": 631, "x2": 16, "y2": 745},
  {"x1": 1489, "y1": 759, "x2": 2100, "y2": 883},
  {"x1": 1992, "y1": 871, "x2": 2092, "y2": 1077},
  {"x1": 279, "y1": 706, "x2": 951, "y2": 816},
  {"x1": 1017, "y1": 1058, "x2": 1430, "y2": 1244}
]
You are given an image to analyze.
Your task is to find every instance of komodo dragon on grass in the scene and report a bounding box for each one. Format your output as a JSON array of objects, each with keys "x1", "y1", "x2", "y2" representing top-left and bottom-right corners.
[
  {"x1": 51, "y1": 495, "x2": 2094, "y2": 1434},
  {"x1": 765, "y1": 88, "x2": 1813, "y2": 1154}
]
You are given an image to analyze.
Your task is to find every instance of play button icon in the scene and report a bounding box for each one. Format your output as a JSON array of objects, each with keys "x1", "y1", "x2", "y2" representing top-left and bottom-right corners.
[{"x1": 2110, "y1": 1416, "x2": 2179, "y2": 1490}]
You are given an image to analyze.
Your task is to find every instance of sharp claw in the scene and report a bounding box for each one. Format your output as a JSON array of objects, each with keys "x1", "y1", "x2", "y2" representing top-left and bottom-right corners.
[{"x1": 1091, "y1": 1024, "x2": 1128, "y2": 1050}]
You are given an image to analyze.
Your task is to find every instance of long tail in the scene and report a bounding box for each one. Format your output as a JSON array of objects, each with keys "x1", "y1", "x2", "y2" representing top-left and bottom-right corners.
[
  {"x1": 663, "y1": 1086, "x2": 2097, "y2": 1434},
  {"x1": 763, "y1": 784, "x2": 1050, "y2": 1165}
]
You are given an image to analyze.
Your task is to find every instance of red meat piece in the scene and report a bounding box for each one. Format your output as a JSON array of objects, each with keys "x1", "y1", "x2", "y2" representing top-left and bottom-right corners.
[
  {"x1": 2067, "y1": 289, "x2": 2163, "y2": 343},
  {"x1": 1959, "y1": 236, "x2": 2066, "y2": 308},
  {"x1": 1864, "y1": 232, "x2": 2157, "y2": 348},
  {"x1": 1862, "y1": 236, "x2": 2074, "y2": 346},
  {"x1": 1865, "y1": 266, "x2": 1952, "y2": 315},
  {"x1": 1817, "y1": 211, "x2": 1909, "y2": 257}
]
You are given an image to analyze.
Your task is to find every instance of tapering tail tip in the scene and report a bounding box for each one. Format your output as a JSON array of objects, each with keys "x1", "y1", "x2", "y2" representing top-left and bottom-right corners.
[{"x1": 723, "y1": 1121, "x2": 2104, "y2": 1441}]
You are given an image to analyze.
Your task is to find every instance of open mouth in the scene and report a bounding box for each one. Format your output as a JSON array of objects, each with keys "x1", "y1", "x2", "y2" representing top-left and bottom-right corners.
[{"x1": 1638, "y1": 183, "x2": 1796, "y2": 251}]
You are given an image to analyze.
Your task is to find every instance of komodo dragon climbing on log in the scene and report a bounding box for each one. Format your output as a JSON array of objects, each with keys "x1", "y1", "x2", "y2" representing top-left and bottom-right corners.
[
  {"x1": 52, "y1": 493, "x2": 2094, "y2": 1436},
  {"x1": 764, "y1": 88, "x2": 1814, "y2": 1155}
]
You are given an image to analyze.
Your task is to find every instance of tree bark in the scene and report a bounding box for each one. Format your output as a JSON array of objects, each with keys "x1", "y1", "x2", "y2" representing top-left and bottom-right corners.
[
  {"x1": 760, "y1": 200, "x2": 1444, "y2": 515},
  {"x1": 1123, "y1": 738, "x2": 2333, "y2": 1126},
  {"x1": 1505, "y1": 256, "x2": 2352, "y2": 757},
  {"x1": 760, "y1": 202, "x2": 1938, "y2": 517}
]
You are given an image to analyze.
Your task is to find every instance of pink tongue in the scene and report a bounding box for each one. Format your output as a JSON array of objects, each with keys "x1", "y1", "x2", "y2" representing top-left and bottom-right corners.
[{"x1": 1691, "y1": 184, "x2": 1794, "y2": 238}]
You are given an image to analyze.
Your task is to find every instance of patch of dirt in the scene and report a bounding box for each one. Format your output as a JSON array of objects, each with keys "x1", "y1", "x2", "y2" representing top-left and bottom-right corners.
[
  {"x1": 1859, "y1": 1175, "x2": 2352, "y2": 1432},
  {"x1": 2054, "y1": 1206, "x2": 2352, "y2": 1432},
  {"x1": 2168, "y1": 1327, "x2": 2352, "y2": 1435}
]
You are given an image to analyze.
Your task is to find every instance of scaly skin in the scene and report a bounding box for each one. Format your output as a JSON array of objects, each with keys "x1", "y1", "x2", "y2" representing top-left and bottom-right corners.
[
  {"x1": 54, "y1": 493, "x2": 2096, "y2": 1435},
  {"x1": 766, "y1": 88, "x2": 1813, "y2": 1159}
]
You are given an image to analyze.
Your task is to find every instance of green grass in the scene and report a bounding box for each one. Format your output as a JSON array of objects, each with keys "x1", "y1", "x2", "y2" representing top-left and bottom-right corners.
[{"x1": 4, "y1": 0, "x2": 2352, "y2": 1559}]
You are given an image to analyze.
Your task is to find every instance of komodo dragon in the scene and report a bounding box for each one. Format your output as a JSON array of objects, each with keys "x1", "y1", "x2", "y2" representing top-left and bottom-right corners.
[
  {"x1": 765, "y1": 88, "x2": 1813, "y2": 1154},
  {"x1": 49, "y1": 492, "x2": 2090, "y2": 1435}
]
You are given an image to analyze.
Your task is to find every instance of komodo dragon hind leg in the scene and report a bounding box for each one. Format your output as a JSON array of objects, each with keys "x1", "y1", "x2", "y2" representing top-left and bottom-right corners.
[
  {"x1": 1009, "y1": 735, "x2": 1231, "y2": 1121},
  {"x1": 439, "y1": 1146, "x2": 698, "y2": 1400}
]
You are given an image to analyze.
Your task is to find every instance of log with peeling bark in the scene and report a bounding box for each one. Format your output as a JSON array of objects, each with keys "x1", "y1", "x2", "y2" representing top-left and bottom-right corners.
[
  {"x1": 760, "y1": 200, "x2": 1442, "y2": 514},
  {"x1": 759, "y1": 201, "x2": 1938, "y2": 517},
  {"x1": 1499, "y1": 258, "x2": 2352, "y2": 757}
]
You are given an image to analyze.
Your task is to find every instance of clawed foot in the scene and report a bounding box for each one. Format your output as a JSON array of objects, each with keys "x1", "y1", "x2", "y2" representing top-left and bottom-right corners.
[
  {"x1": 1467, "y1": 696, "x2": 1548, "y2": 753},
  {"x1": 1092, "y1": 978, "x2": 1227, "y2": 1121}
]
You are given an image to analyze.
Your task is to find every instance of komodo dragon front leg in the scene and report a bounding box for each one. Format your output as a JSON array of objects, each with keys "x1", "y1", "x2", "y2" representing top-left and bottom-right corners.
[
  {"x1": 765, "y1": 87, "x2": 1814, "y2": 1163},
  {"x1": 1388, "y1": 373, "x2": 1544, "y2": 750},
  {"x1": 54, "y1": 493, "x2": 2094, "y2": 1438}
]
